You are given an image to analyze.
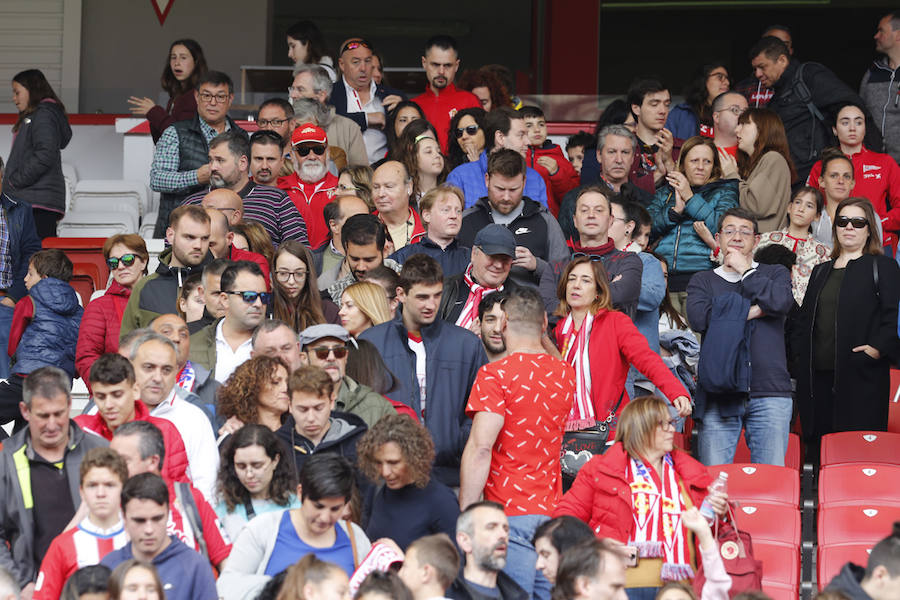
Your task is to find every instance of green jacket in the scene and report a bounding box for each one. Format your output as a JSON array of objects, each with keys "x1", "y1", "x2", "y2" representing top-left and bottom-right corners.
[
  {"x1": 336, "y1": 376, "x2": 395, "y2": 428},
  {"x1": 188, "y1": 317, "x2": 221, "y2": 373}
]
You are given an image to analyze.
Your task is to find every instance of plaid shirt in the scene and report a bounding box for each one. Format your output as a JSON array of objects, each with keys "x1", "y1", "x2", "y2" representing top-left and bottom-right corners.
[
  {"x1": 0, "y1": 204, "x2": 10, "y2": 289},
  {"x1": 150, "y1": 118, "x2": 226, "y2": 192}
]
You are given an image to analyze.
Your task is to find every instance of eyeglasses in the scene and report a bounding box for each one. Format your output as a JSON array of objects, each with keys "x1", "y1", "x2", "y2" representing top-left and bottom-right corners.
[
  {"x1": 223, "y1": 291, "x2": 272, "y2": 304},
  {"x1": 716, "y1": 105, "x2": 746, "y2": 116},
  {"x1": 455, "y1": 124, "x2": 479, "y2": 138},
  {"x1": 835, "y1": 215, "x2": 868, "y2": 229},
  {"x1": 340, "y1": 40, "x2": 373, "y2": 55},
  {"x1": 198, "y1": 91, "x2": 230, "y2": 104},
  {"x1": 708, "y1": 72, "x2": 729, "y2": 82},
  {"x1": 308, "y1": 345, "x2": 349, "y2": 360},
  {"x1": 658, "y1": 419, "x2": 678, "y2": 431},
  {"x1": 256, "y1": 118, "x2": 288, "y2": 129},
  {"x1": 106, "y1": 254, "x2": 137, "y2": 269},
  {"x1": 275, "y1": 270, "x2": 307, "y2": 282},
  {"x1": 572, "y1": 252, "x2": 603, "y2": 262},
  {"x1": 720, "y1": 227, "x2": 755, "y2": 238},
  {"x1": 295, "y1": 145, "x2": 326, "y2": 157}
]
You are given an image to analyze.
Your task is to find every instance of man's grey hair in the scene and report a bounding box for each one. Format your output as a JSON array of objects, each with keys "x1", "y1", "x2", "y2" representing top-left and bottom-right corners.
[
  {"x1": 251, "y1": 319, "x2": 297, "y2": 348},
  {"x1": 456, "y1": 500, "x2": 505, "y2": 540},
  {"x1": 22, "y1": 366, "x2": 71, "y2": 410},
  {"x1": 292, "y1": 97, "x2": 333, "y2": 129},
  {"x1": 597, "y1": 124, "x2": 637, "y2": 153},
  {"x1": 0, "y1": 566, "x2": 20, "y2": 599},
  {"x1": 114, "y1": 420, "x2": 166, "y2": 470},
  {"x1": 119, "y1": 327, "x2": 153, "y2": 358},
  {"x1": 128, "y1": 331, "x2": 177, "y2": 361},
  {"x1": 292, "y1": 63, "x2": 333, "y2": 101}
]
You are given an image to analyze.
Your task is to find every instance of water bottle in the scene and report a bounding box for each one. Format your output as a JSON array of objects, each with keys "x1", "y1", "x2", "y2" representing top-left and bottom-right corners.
[{"x1": 699, "y1": 471, "x2": 728, "y2": 523}]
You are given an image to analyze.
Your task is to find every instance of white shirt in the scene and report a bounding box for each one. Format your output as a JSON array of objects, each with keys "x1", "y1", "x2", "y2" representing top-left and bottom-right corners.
[
  {"x1": 342, "y1": 75, "x2": 387, "y2": 163},
  {"x1": 214, "y1": 319, "x2": 253, "y2": 384},
  {"x1": 407, "y1": 333, "x2": 427, "y2": 414},
  {"x1": 151, "y1": 387, "x2": 221, "y2": 502}
]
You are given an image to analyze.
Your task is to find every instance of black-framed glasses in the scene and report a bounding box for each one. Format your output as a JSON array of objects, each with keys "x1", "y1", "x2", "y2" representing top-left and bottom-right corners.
[
  {"x1": 295, "y1": 145, "x2": 326, "y2": 157},
  {"x1": 308, "y1": 345, "x2": 349, "y2": 360},
  {"x1": 106, "y1": 254, "x2": 137, "y2": 269},
  {"x1": 340, "y1": 40, "x2": 373, "y2": 55},
  {"x1": 275, "y1": 270, "x2": 307, "y2": 282},
  {"x1": 199, "y1": 91, "x2": 230, "y2": 104},
  {"x1": 659, "y1": 419, "x2": 678, "y2": 431},
  {"x1": 223, "y1": 291, "x2": 272, "y2": 304},
  {"x1": 835, "y1": 216, "x2": 868, "y2": 229},
  {"x1": 454, "y1": 124, "x2": 479, "y2": 138},
  {"x1": 257, "y1": 118, "x2": 288, "y2": 129}
]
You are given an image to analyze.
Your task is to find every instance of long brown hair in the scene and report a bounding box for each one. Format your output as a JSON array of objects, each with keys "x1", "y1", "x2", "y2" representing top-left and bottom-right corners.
[
  {"x1": 12, "y1": 69, "x2": 66, "y2": 132},
  {"x1": 737, "y1": 108, "x2": 797, "y2": 183},
  {"x1": 554, "y1": 255, "x2": 614, "y2": 317},
  {"x1": 160, "y1": 39, "x2": 207, "y2": 98},
  {"x1": 271, "y1": 241, "x2": 326, "y2": 331},
  {"x1": 831, "y1": 196, "x2": 884, "y2": 259}
]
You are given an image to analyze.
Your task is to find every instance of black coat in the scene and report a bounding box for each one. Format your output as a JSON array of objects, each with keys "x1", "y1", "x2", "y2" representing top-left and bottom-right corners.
[
  {"x1": 330, "y1": 77, "x2": 407, "y2": 132},
  {"x1": 792, "y1": 254, "x2": 900, "y2": 438}
]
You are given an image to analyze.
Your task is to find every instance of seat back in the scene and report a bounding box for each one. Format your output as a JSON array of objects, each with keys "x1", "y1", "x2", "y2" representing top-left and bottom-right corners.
[
  {"x1": 818, "y1": 505, "x2": 900, "y2": 547},
  {"x1": 818, "y1": 464, "x2": 900, "y2": 507},
  {"x1": 820, "y1": 431, "x2": 900, "y2": 467},
  {"x1": 708, "y1": 464, "x2": 800, "y2": 506}
]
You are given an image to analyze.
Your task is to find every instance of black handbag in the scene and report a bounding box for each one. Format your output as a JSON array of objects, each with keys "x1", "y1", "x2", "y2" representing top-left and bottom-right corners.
[{"x1": 560, "y1": 391, "x2": 625, "y2": 487}]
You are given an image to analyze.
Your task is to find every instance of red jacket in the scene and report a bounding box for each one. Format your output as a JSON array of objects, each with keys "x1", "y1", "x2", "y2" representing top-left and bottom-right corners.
[
  {"x1": 412, "y1": 84, "x2": 481, "y2": 153},
  {"x1": 377, "y1": 207, "x2": 427, "y2": 249},
  {"x1": 75, "y1": 281, "x2": 130, "y2": 384},
  {"x1": 278, "y1": 172, "x2": 339, "y2": 249},
  {"x1": 553, "y1": 443, "x2": 711, "y2": 541},
  {"x1": 555, "y1": 309, "x2": 688, "y2": 432},
  {"x1": 74, "y1": 400, "x2": 191, "y2": 485},
  {"x1": 228, "y1": 245, "x2": 271, "y2": 291},
  {"x1": 527, "y1": 142, "x2": 580, "y2": 217},
  {"x1": 807, "y1": 145, "x2": 900, "y2": 248}
]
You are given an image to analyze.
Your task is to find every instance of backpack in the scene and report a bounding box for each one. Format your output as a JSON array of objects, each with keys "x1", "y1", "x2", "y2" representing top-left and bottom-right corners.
[{"x1": 791, "y1": 63, "x2": 828, "y2": 162}]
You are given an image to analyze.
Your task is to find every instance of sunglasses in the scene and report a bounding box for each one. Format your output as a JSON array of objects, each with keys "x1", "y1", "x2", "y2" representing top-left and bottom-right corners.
[
  {"x1": 308, "y1": 345, "x2": 348, "y2": 360},
  {"x1": 835, "y1": 216, "x2": 868, "y2": 229},
  {"x1": 223, "y1": 291, "x2": 272, "y2": 304},
  {"x1": 454, "y1": 124, "x2": 479, "y2": 138},
  {"x1": 295, "y1": 145, "x2": 326, "y2": 157},
  {"x1": 340, "y1": 40, "x2": 372, "y2": 55},
  {"x1": 106, "y1": 254, "x2": 137, "y2": 269},
  {"x1": 572, "y1": 252, "x2": 603, "y2": 262}
]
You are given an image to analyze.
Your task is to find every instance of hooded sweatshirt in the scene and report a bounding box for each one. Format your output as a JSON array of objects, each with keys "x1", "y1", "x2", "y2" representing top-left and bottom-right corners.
[
  {"x1": 102, "y1": 536, "x2": 217, "y2": 600},
  {"x1": 825, "y1": 563, "x2": 875, "y2": 600}
]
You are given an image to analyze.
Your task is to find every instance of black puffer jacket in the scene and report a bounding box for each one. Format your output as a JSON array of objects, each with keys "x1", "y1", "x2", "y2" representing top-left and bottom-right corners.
[{"x1": 2, "y1": 101, "x2": 72, "y2": 213}]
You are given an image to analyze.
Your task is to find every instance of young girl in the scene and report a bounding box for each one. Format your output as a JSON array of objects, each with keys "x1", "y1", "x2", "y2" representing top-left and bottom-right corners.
[{"x1": 756, "y1": 187, "x2": 831, "y2": 304}]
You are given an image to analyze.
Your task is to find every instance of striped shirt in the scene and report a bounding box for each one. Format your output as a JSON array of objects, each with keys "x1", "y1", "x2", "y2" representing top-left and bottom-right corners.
[
  {"x1": 150, "y1": 118, "x2": 226, "y2": 192},
  {"x1": 0, "y1": 204, "x2": 11, "y2": 289},
  {"x1": 184, "y1": 181, "x2": 308, "y2": 246}
]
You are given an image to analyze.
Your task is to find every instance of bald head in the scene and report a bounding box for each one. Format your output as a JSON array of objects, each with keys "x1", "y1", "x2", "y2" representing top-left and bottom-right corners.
[
  {"x1": 372, "y1": 160, "x2": 412, "y2": 221},
  {"x1": 204, "y1": 207, "x2": 233, "y2": 258},
  {"x1": 202, "y1": 189, "x2": 244, "y2": 225}
]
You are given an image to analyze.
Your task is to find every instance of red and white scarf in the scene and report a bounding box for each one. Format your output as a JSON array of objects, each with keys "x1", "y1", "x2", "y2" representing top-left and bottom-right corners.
[
  {"x1": 558, "y1": 312, "x2": 596, "y2": 430},
  {"x1": 455, "y1": 264, "x2": 501, "y2": 330},
  {"x1": 628, "y1": 454, "x2": 694, "y2": 582}
]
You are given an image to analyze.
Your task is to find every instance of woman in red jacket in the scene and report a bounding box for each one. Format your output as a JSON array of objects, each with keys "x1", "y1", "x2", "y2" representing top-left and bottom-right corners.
[
  {"x1": 554, "y1": 255, "x2": 691, "y2": 434},
  {"x1": 75, "y1": 234, "x2": 148, "y2": 386},
  {"x1": 553, "y1": 396, "x2": 728, "y2": 598}
]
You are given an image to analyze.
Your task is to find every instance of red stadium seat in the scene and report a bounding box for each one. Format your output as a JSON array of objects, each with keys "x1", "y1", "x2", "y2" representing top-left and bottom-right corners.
[
  {"x1": 890, "y1": 369, "x2": 900, "y2": 433},
  {"x1": 817, "y1": 544, "x2": 872, "y2": 590},
  {"x1": 733, "y1": 503, "x2": 801, "y2": 546},
  {"x1": 754, "y1": 541, "x2": 800, "y2": 587},
  {"x1": 818, "y1": 464, "x2": 900, "y2": 507},
  {"x1": 733, "y1": 431, "x2": 801, "y2": 470},
  {"x1": 818, "y1": 505, "x2": 900, "y2": 547},
  {"x1": 707, "y1": 464, "x2": 800, "y2": 506},
  {"x1": 820, "y1": 431, "x2": 900, "y2": 467},
  {"x1": 762, "y1": 582, "x2": 799, "y2": 600},
  {"x1": 68, "y1": 277, "x2": 94, "y2": 306},
  {"x1": 72, "y1": 262, "x2": 103, "y2": 292}
]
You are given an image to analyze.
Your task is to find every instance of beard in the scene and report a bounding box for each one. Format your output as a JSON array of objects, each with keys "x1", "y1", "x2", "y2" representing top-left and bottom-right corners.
[
  {"x1": 473, "y1": 542, "x2": 506, "y2": 572},
  {"x1": 299, "y1": 160, "x2": 328, "y2": 183},
  {"x1": 482, "y1": 335, "x2": 506, "y2": 355}
]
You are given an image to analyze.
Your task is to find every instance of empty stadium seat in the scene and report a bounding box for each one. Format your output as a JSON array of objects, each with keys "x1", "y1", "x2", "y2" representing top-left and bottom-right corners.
[
  {"x1": 72, "y1": 262, "x2": 103, "y2": 292},
  {"x1": 818, "y1": 505, "x2": 900, "y2": 547},
  {"x1": 72, "y1": 179, "x2": 151, "y2": 216},
  {"x1": 820, "y1": 431, "x2": 900, "y2": 467},
  {"x1": 754, "y1": 541, "x2": 800, "y2": 587},
  {"x1": 62, "y1": 162, "x2": 77, "y2": 210},
  {"x1": 733, "y1": 431, "x2": 801, "y2": 470},
  {"x1": 762, "y1": 582, "x2": 798, "y2": 600},
  {"x1": 818, "y1": 464, "x2": 900, "y2": 507},
  {"x1": 57, "y1": 211, "x2": 139, "y2": 237},
  {"x1": 817, "y1": 544, "x2": 872, "y2": 590},
  {"x1": 140, "y1": 212, "x2": 158, "y2": 240},
  {"x1": 707, "y1": 464, "x2": 800, "y2": 506},
  {"x1": 733, "y1": 503, "x2": 801, "y2": 546},
  {"x1": 890, "y1": 369, "x2": 900, "y2": 433},
  {"x1": 42, "y1": 238, "x2": 110, "y2": 286},
  {"x1": 68, "y1": 277, "x2": 94, "y2": 307}
]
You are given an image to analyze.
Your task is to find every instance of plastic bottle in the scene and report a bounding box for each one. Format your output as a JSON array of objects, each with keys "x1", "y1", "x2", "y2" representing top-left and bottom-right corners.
[{"x1": 699, "y1": 471, "x2": 728, "y2": 523}]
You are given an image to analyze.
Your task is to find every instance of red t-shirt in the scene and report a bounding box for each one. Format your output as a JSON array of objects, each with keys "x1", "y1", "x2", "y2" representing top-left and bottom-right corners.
[
  {"x1": 466, "y1": 352, "x2": 575, "y2": 515},
  {"x1": 412, "y1": 84, "x2": 481, "y2": 153}
]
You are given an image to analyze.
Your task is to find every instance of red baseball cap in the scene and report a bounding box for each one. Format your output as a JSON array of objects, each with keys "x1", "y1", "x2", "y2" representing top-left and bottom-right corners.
[{"x1": 291, "y1": 122, "x2": 327, "y2": 146}]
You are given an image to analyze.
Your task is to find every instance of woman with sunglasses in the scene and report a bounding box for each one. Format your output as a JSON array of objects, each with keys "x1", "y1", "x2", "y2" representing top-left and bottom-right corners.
[
  {"x1": 217, "y1": 355, "x2": 290, "y2": 436},
  {"x1": 555, "y1": 256, "x2": 691, "y2": 441},
  {"x1": 271, "y1": 241, "x2": 338, "y2": 331},
  {"x1": 446, "y1": 107, "x2": 487, "y2": 170},
  {"x1": 793, "y1": 196, "x2": 900, "y2": 453},
  {"x1": 76, "y1": 234, "x2": 149, "y2": 388},
  {"x1": 339, "y1": 281, "x2": 392, "y2": 338}
]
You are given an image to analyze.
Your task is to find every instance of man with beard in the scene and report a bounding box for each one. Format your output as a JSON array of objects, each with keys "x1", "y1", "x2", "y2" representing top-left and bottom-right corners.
[
  {"x1": 448, "y1": 502, "x2": 527, "y2": 600},
  {"x1": 247, "y1": 130, "x2": 287, "y2": 186},
  {"x1": 478, "y1": 293, "x2": 507, "y2": 362},
  {"x1": 324, "y1": 214, "x2": 401, "y2": 304},
  {"x1": 281, "y1": 123, "x2": 339, "y2": 249},
  {"x1": 183, "y1": 132, "x2": 308, "y2": 246}
]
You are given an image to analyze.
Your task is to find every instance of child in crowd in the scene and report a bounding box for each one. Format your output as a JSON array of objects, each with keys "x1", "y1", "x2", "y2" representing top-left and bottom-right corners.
[
  {"x1": 0, "y1": 249, "x2": 83, "y2": 429},
  {"x1": 33, "y1": 448, "x2": 129, "y2": 600},
  {"x1": 521, "y1": 105, "x2": 581, "y2": 216},
  {"x1": 565, "y1": 130, "x2": 594, "y2": 176}
]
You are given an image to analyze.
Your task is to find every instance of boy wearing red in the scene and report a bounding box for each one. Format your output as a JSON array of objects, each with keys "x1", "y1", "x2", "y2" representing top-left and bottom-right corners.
[
  {"x1": 280, "y1": 124, "x2": 339, "y2": 248},
  {"x1": 33, "y1": 448, "x2": 129, "y2": 600},
  {"x1": 460, "y1": 287, "x2": 575, "y2": 600},
  {"x1": 521, "y1": 106, "x2": 580, "y2": 217}
]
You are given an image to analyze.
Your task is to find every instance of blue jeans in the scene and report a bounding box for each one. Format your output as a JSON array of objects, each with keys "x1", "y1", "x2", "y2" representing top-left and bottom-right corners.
[
  {"x1": 504, "y1": 514, "x2": 551, "y2": 600},
  {"x1": 626, "y1": 588, "x2": 658, "y2": 600},
  {"x1": 0, "y1": 304, "x2": 12, "y2": 379},
  {"x1": 696, "y1": 395, "x2": 792, "y2": 466}
]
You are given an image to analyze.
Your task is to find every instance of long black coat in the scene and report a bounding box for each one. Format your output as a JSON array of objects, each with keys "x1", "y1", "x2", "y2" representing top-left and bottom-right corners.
[{"x1": 792, "y1": 254, "x2": 900, "y2": 439}]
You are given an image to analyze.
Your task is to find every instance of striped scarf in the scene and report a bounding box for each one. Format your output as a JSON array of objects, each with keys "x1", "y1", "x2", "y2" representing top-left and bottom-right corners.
[
  {"x1": 628, "y1": 454, "x2": 694, "y2": 582},
  {"x1": 455, "y1": 264, "x2": 501, "y2": 330},
  {"x1": 558, "y1": 312, "x2": 595, "y2": 430}
]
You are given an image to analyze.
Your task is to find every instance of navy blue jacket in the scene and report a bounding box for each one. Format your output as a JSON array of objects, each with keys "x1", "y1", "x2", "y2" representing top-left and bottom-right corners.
[
  {"x1": 389, "y1": 237, "x2": 471, "y2": 279},
  {"x1": 686, "y1": 264, "x2": 793, "y2": 418},
  {"x1": 697, "y1": 292, "x2": 753, "y2": 395},
  {"x1": 359, "y1": 314, "x2": 487, "y2": 487},
  {"x1": 103, "y1": 537, "x2": 217, "y2": 600},
  {"x1": 14, "y1": 278, "x2": 83, "y2": 377},
  {"x1": 1, "y1": 194, "x2": 41, "y2": 302},
  {"x1": 330, "y1": 77, "x2": 407, "y2": 133}
]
